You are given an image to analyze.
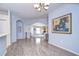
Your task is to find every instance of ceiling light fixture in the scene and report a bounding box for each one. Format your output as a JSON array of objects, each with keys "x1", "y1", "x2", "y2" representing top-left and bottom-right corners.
[{"x1": 34, "y1": 3, "x2": 49, "y2": 12}]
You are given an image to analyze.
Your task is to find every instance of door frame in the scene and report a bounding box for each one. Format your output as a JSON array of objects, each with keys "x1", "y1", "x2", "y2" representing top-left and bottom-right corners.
[{"x1": 16, "y1": 20, "x2": 24, "y2": 40}]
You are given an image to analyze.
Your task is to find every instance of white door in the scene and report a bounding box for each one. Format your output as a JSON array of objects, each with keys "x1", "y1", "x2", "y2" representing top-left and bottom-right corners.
[{"x1": 16, "y1": 20, "x2": 24, "y2": 39}]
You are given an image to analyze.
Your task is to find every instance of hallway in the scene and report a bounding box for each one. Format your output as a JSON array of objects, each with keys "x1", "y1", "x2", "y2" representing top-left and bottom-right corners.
[{"x1": 5, "y1": 39, "x2": 77, "y2": 56}]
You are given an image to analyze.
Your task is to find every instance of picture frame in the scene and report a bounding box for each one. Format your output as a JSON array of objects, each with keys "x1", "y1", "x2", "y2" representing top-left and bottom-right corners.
[{"x1": 52, "y1": 13, "x2": 72, "y2": 34}]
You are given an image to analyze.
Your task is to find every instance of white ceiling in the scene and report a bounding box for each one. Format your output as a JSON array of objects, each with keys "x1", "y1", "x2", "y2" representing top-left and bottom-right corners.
[{"x1": 0, "y1": 3, "x2": 48, "y2": 19}]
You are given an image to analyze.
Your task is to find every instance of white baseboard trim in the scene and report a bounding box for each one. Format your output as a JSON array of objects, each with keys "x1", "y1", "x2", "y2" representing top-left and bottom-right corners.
[{"x1": 48, "y1": 41, "x2": 79, "y2": 55}]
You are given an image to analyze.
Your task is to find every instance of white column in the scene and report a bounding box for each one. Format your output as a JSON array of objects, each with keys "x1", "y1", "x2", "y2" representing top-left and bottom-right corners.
[{"x1": 6, "y1": 11, "x2": 11, "y2": 47}]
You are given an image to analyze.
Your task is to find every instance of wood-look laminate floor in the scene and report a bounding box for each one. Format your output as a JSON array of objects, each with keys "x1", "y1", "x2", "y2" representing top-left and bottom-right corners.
[{"x1": 5, "y1": 39, "x2": 77, "y2": 56}]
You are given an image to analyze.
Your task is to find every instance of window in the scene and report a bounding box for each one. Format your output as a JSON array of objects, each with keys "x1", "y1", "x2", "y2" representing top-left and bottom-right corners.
[
  {"x1": 36, "y1": 38, "x2": 41, "y2": 44},
  {"x1": 35, "y1": 27, "x2": 41, "y2": 34}
]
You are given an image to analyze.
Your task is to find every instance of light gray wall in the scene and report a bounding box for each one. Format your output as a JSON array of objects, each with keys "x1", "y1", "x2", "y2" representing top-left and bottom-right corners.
[
  {"x1": 11, "y1": 14, "x2": 17, "y2": 43},
  {"x1": 11, "y1": 13, "x2": 25, "y2": 43},
  {"x1": 24, "y1": 18, "x2": 48, "y2": 38},
  {"x1": 48, "y1": 4, "x2": 79, "y2": 55}
]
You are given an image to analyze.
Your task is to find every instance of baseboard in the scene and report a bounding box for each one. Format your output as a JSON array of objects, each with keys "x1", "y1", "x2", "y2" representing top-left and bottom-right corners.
[{"x1": 48, "y1": 41, "x2": 79, "y2": 55}]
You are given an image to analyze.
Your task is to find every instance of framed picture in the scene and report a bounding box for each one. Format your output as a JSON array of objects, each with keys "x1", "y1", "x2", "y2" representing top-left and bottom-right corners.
[{"x1": 52, "y1": 13, "x2": 72, "y2": 34}]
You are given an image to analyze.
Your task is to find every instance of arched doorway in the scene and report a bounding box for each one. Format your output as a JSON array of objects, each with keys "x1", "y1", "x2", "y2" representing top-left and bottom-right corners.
[
  {"x1": 30, "y1": 23, "x2": 48, "y2": 44},
  {"x1": 16, "y1": 20, "x2": 24, "y2": 39},
  {"x1": 31, "y1": 23, "x2": 48, "y2": 36}
]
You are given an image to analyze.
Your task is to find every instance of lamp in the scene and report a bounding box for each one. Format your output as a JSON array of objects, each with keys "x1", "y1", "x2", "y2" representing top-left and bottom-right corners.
[{"x1": 34, "y1": 3, "x2": 49, "y2": 12}]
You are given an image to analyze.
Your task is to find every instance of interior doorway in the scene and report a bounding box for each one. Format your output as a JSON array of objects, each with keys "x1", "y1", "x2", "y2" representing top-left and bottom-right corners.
[
  {"x1": 16, "y1": 20, "x2": 24, "y2": 39},
  {"x1": 30, "y1": 23, "x2": 48, "y2": 43}
]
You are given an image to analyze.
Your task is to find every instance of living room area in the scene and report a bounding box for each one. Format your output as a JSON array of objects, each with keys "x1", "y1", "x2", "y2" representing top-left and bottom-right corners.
[{"x1": 0, "y1": 3, "x2": 79, "y2": 56}]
